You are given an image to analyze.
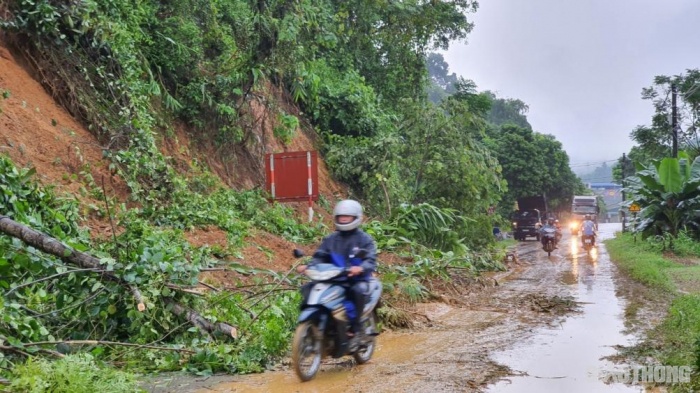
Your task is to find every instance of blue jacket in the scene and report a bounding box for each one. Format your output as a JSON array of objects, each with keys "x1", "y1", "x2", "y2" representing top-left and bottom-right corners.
[{"x1": 309, "y1": 228, "x2": 377, "y2": 281}]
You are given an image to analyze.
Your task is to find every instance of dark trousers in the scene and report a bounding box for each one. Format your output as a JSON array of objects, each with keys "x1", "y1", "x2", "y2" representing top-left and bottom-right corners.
[{"x1": 346, "y1": 281, "x2": 368, "y2": 332}]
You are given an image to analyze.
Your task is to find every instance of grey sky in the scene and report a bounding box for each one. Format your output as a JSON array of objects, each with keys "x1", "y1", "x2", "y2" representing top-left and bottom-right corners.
[{"x1": 443, "y1": 0, "x2": 700, "y2": 170}]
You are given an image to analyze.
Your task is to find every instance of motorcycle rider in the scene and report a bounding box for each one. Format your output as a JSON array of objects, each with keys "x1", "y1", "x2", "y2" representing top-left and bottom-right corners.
[
  {"x1": 540, "y1": 218, "x2": 561, "y2": 248},
  {"x1": 580, "y1": 214, "x2": 597, "y2": 246},
  {"x1": 553, "y1": 219, "x2": 563, "y2": 242},
  {"x1": 296, "y1": 199, "x2": 377, "y2": 351}
]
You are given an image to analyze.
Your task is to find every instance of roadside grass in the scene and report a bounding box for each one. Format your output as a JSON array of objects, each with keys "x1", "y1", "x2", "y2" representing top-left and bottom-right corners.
[
  {"x1": 606, "y1": 232, "x2": 700, "y2": 392},
  {"x1": 605, "y1": 234, "x2": 678, "y2": 292},
  {"x1": 668, "y1": 268, "x2": 700, "y2": 294}
]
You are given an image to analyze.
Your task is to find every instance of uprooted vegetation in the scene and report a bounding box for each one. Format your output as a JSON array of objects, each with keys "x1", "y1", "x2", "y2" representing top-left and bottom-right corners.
[
  {"x1": 0, "y1": 155, "x2": 509, "y2": 385},
  {"x1": 0, "y1": 0, "x2": 521, "y2": 389}
]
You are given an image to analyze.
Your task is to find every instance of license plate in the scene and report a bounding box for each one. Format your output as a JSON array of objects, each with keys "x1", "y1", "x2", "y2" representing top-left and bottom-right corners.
[{"x1": 585, "y1": 239, "x2": 591, "y2": 244}]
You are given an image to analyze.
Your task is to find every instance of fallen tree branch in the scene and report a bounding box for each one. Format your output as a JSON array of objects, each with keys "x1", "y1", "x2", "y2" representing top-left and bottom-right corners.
[
  {"x1": 245, "y1": 264, "x2": 299, "y2": 309},
  {"x1": 5, "y1": 268, "x2": 101, "y2": 297},
  {"x1": 167, "y1": 301, "x2": 238, "y2": 339},
  {"x1": 0, "y1": 345, "x2": 36, "y2": 359},
  {"x1": 244, "y1": 287, "x2": 295, "y2": 301},
  {"x1": 130, "y1": 286, "x2": 146, "y2": 312},
  {"x1": 33, "y1": 287, "x2": 106, "y2": 318},
  {"x1": 200, "y1": 267, "x2": 252, "y2": 276},
  {"x1": 26, "y1": 340, "x2": 195, "y2": 354},
  {"x1": 198, "y1": 280, "x2": 220, "y2": 292},
  {"x1": 0, "y1": 215, "x2": 145, "y2": 311},
  {"x1": 0, "y1": 216, "x2": 237, "y2": 339}
]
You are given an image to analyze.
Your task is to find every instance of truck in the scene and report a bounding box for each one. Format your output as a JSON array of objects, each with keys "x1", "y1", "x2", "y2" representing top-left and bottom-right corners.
[
  {"x1": 512, "y1": 195, "x2": 548, "y2": 241},
  {"x1": 569, "y1": 195, "x2": 599, "y2": 235}
]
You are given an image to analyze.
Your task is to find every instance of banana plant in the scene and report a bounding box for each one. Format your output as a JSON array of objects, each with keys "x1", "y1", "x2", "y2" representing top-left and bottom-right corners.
[{"x1": 625, "y1": 152, "x2": 700, "y2": 237}]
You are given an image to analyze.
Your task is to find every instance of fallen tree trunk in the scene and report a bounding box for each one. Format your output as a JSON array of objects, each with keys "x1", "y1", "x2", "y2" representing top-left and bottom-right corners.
[
  {"x1": 0, "y1": 215, "x2": 145, "y2": 311},
  {"x1": 0, "y1": 215, "x2": 236, "y2": 339}
]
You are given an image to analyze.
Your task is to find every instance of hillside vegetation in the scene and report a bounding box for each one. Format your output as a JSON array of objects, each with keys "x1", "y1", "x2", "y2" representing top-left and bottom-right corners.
[{"x1": 0, "y1": 0, "x2": 586, "y2": 389}]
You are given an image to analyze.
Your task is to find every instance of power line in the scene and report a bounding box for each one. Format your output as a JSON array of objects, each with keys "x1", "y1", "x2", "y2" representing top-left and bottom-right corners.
[
  {"x1": 581, "y1": 177, "x2": 621, "y2": 182},
  {"x1": 569, "y1": 159, "x2": 619, "y2": 168}
]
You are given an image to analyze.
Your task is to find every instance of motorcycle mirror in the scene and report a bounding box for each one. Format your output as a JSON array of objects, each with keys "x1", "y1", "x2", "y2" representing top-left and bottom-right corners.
[{"x1": 292, "y1": 249, "x2": 305, "y2": 258}]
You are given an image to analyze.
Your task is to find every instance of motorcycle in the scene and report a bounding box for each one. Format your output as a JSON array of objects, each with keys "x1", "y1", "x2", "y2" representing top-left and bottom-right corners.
[
  {"x1": 541, "y1": 227, "x2": 558, "y2": 256},
  {"x1": 291, "y1": 249, "x2": 382, "y2": 382},
  {"x1": 582, "y1": 234, "x2": 595, "y2": 253}
]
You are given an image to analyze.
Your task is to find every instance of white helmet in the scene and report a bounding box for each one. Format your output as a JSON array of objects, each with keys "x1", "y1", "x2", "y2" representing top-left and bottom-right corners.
[{"x1": 333, "y1": 199, "x2": 363, "y2": 231}]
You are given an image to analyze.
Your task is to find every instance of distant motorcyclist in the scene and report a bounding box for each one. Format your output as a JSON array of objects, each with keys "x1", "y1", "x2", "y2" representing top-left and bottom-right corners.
[
  {"x1": 540, "y1": 218, "x2": 561, "y2": 248},
  {"x1": 553, "y1": 219, "x2": 563, "y2": 242},
  {"x1": 580, "y1": 215, "x2": 597, "y2": 246},
  {"x1": 296, "y1": 200, "x2": 377, "y2": 351}
]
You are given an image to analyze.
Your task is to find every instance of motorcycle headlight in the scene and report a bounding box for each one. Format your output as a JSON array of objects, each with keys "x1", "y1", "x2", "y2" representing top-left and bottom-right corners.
[
  {"x1": 569, "y1": 222, "x2": 577, "y2": 229},
  {"x1": 512, "y1": 222, "x2": 517, "y2": 228}
]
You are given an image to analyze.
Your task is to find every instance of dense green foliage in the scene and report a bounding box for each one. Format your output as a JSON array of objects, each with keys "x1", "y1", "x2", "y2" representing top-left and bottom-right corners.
[
  {"x1": 485, "y1": 124, "x2": 586, "y2": 214},
  {"x1": 624, "y1": 153, "x2": 700, "y2": 238},
  {"x1": 0, "y1": 0, "x2": 503, "y2": 245},
  {"x1": 425, "y1": 55, "x2": 585, "y2": 217},
  {"x1": 0, "y1": 155, "x2": 308, "y2": 379},
  {"x1": 0, "y1": 0, "x2": 584, "y2": 384},
  {"x1": 0, "y1": 154, "x2": 507, "y2": 385},
  {"x1": 9, "y1": 354, "x2": 141, "y2": 393},
  {"x1": 0, "y1": 0, "x2": 586, "y2": 248},
  {"x1": 613, "y1": 71, "x2": 700, "y2": 242},
  {"x1": 483, "y1": 93, "x2": 531, "y2": 130}
]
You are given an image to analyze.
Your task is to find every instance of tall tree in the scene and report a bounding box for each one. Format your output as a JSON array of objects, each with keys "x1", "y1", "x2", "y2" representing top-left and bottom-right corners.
[
  {"x1": 329, "y1": 0, "x2": 478, "y2": 107},
  {"x1": 485, "y1": 92, "x2": 531, "y2": 129},
  {"x1": 487, "y1": 125, "x2": 585, "y2": 213},
  {"x1": 630, "y1": 70, "x2": 700, "y2": 160},
  {"x1": 426, "y1": 52, "x2": 459, "y2": 102},
  {"x1": 580, "y1": 162, "x2": 613, "y2": 184}
]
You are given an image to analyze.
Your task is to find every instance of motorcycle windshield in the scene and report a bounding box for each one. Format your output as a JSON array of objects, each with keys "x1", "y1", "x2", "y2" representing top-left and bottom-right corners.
[{"x1": 306, "y1": 264, "x2": 344, "y2": 281}]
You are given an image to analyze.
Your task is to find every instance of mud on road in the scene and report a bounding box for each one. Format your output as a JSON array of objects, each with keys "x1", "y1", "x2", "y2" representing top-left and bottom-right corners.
[{"x1": 145, "y1": 224, "x2": 639, "y2": 393}]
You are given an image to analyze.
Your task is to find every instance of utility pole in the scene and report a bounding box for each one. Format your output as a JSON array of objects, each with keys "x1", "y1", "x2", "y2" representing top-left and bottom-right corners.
[
  {"x1": 672, "y1": 83, "x2": 678, "y2": 158},
  {"x1": 621, "y1": 153, "x2": 626, "y2": 232}
]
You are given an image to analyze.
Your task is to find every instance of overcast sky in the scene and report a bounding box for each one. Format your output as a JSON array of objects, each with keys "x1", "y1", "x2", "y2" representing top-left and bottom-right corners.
[{"x1": 443, "y1": 0, "x2": 700, "y2": 171}]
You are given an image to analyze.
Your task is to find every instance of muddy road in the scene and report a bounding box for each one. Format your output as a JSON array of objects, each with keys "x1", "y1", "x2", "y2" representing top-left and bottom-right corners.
[{"x1": 146, "y1": 223, "x2": 641, "y2": 393}]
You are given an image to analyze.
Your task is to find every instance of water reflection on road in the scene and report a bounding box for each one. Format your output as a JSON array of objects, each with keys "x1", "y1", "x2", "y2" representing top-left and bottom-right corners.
[{"x1": 488, "y1": 223, "x2": 643, "y2": 393}]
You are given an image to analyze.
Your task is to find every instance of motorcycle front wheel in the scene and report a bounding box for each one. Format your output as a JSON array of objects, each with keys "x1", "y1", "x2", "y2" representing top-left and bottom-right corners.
[
  {"x1": 353, "y1": 311, "x2": 378, "y2": 364},
  {"x1": 292, "y1": 321, "x2": 322, "y2": 381}
]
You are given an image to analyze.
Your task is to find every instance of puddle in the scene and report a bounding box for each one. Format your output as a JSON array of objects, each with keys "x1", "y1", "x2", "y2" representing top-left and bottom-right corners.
[
  {"x1": 191, "y1": 331, "x2": 434, "y2": 393},
  {"x1": 488, "y1": 224, "x2": 643, "y2": 393}
]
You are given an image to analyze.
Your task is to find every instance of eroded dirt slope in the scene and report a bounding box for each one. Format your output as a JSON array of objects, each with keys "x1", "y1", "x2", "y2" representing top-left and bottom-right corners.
[{"x1": 0, "y1": 37, "x2": 344, "y2": 270}]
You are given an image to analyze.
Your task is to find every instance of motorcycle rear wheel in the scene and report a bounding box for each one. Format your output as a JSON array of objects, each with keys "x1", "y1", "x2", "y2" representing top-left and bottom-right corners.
[
  {"x1": 353, "y1": 311, "x2": 378, "y2": 364},
  {"x1": 292, "y1": 321, "x2": 322, "y2": 381}
]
